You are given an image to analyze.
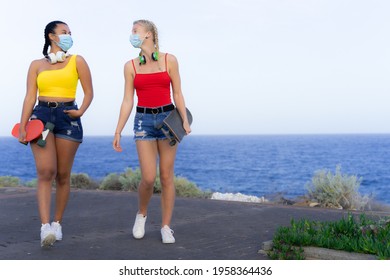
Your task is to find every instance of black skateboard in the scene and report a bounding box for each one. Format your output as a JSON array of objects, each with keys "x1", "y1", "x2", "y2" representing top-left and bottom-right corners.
[{"x1": 161, "y1": 108, "x2": 193, "y2": 146}]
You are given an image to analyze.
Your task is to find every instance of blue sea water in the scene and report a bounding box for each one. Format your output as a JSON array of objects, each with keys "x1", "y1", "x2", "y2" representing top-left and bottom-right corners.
[{"x1": 1, "y1": 135, "x2": 390, "y2": 204}]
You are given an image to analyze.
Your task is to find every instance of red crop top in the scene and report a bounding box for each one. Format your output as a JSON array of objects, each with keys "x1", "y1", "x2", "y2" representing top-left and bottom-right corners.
[{"x1": 132, "y1": 53, "x2": 172, "y2": 107}]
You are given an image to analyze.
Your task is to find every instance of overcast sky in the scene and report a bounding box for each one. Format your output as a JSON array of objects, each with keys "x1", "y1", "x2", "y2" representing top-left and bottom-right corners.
[{"x1": 1, "y1": 0, "x2": 389, "y2": 136}]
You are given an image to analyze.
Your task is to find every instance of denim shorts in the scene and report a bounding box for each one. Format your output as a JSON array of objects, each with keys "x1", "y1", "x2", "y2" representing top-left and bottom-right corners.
[
  {"x1": 30, "y1": 104, "x2": 83, "y2": 143},
  {"x1": 133, "y1": 111, "x2": 171, "y2": 141}
]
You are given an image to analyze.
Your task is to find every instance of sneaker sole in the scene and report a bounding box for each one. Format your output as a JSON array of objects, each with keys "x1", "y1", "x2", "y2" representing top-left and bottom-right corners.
[
  {"x1": 162, "y1": 240, "x2": 175, "y2": 244},
  {"x1": 162, "y1": 238, "x2": 175, "y2": 244},
  {"x1": 132, "y1": 232, "x2": 145, "y2": 239},
  {"x1": 41, "y1": 233, "x2": 56, "y2": 248}
]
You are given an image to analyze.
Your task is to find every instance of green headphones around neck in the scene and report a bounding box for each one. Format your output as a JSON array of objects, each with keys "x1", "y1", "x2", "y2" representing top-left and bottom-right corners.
[{"x1": 139, "y1": 51, "x2": 159, "y2": 65}]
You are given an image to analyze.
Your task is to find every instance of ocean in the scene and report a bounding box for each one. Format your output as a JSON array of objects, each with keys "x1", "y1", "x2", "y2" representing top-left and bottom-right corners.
[{"x1": 1, "y1": 135, "x2": 390, "y2": 204}]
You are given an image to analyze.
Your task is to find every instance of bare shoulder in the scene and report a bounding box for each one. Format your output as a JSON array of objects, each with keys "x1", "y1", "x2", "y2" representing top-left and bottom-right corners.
[
  {"x1": 163, "y1": 53, "x2": 179, "y2": 70},
  {"x1": 124, "y1": 59, "x2": 134, "y2": 71},
  {"x1": 124, "y1": 59, "x2": 133, "y2": 67},
  {"x1": 29, "y1": 58, "x2": 45, "y2": 73},
  {"x1": 75, "y1": 54, "x2": 87, "y2": 64},
  {"x1": 164, "y1": 52, "x2": 178, "y2": 63},
  {"x1": 30, "y1": 58, "x2": 45, "y2": 67},
  {"x1": 124, "y1": 59, "x2": 135, "y2": 76}
]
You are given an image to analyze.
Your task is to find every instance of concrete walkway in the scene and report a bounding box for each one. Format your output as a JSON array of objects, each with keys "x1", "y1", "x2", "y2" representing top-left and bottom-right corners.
[{"x1": 0, "y1": 187, "x2": 388, "y2": 260}]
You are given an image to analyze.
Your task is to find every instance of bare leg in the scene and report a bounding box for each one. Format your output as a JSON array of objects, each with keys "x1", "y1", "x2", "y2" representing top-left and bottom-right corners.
[
  {"x1": 136, "y1": 140, "x2": 158, "y2": 216},
  {"x1": 30, "y1": 133, "x2": 57, "y2": 224},
  {"x1": 54, "y1": 138, "x2": 80, "y2": 223},
  {"x1": 157, "y1": 139, "x2": 178, "y2": 227}
]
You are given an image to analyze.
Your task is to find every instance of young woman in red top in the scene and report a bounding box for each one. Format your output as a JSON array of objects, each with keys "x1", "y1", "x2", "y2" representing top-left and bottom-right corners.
[{"x1": 113, "y1": 19, "x2": 191, "y2": 244}]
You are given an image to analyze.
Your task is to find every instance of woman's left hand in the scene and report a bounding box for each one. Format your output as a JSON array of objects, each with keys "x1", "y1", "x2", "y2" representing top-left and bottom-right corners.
[{"x1": 63, "y1": 109, "x2": 82, "y2": 119}]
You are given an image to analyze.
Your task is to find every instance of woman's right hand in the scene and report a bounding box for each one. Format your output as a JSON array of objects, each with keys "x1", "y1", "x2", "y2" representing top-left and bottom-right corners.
[
  {"x1": 18, "y1": 127, "x2": 27, "y2": 145},
  {"x1": 113, "y1": 133, "x2": 122, "y2": 152}
]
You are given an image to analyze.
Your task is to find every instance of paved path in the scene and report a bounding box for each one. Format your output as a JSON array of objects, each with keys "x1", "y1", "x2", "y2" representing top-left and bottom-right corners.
[{"x1": 1, "y1": 187, "x2": 388, "y2": 260}]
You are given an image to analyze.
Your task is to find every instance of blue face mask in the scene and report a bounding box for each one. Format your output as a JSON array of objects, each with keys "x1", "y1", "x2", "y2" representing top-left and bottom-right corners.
[
  {"x1": 129, "y1": 34, "x2": 143, "y2": 48},
  {"x1": 55, "y1": 34, "x2": 73, "y2": 52}
]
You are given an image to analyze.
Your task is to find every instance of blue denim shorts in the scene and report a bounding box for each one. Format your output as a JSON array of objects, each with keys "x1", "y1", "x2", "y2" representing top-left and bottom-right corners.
[
  {"x1": 133, "y1": 111, "x2": 171, "y2": 141},
  {"x1": 30, "y1": 103, "x2": 83, "y2": 143}
]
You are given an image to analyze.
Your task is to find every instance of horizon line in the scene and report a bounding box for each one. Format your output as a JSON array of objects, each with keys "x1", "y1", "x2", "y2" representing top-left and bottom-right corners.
[{"x1": 2, "y1": 132, "x2": 390, "y2": 138}]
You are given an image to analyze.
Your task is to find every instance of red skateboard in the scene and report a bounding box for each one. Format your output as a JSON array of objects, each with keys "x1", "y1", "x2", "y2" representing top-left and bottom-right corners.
[{"x1": 12, "y1": 120, "x2": 55, "y2": 147}]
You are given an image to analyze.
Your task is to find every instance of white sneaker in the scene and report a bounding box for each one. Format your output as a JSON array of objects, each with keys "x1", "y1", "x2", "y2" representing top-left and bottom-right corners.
[
  {"x1": 161, "y1": 225, "x2": 175, "y2": 244},
  {"x1": 40, "y1": 223, "x2": 56, "y2": 248},
  {"x1": 132, "y1": 213, "x2": 147, "y2": 239},
  {"x1": 51, "y1": 221, "x2": 62, "y2": 241}
]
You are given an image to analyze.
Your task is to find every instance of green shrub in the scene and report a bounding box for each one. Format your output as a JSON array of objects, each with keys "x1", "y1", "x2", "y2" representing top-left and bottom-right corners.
[
  {"x1": 100, "y1": 173, "x2": 123, "y2": 191},
  {"x1": 0, "y1": 176, "x2": 20, "y2": 187},
  {"x1": 99, "y1": 168, "x2": 141, "y2": 191},
  {"x1": 71, "y1": 173, "x2": 99, "y2": 189},
  {"x1": 119, "y1": 168, "x2": 142, "y2": 191},
  {"x1": 150, "y1": 170, "x2": 208, "y2": 198},
  {"x1": 25, "y1": 179, "x2": 37, "y2": 188},
  {"x1": 98, "y1": 168, "x2": 208, "y2": 198},
  {"x1": 9, "y1": 168, "x2": 206, "y2": 199},
  {"x1": 174, "y1": 176, "x2": 211, "y2": 198},
  {"x1": 305, "y1": 165, "x2": 370, "y2": 210},
  {"x1": 23, "y1": 174, "x2": 98, "y2": 189}
]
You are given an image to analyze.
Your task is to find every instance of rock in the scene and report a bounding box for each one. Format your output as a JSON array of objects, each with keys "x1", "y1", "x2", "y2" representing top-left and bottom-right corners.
[
  {"x1": 309, "y1": 202, "x2": 320, "y2": 207},
  {"x1": 279, "y1": 197, "x2": 295, "y2": 205},
  {"x1": 259, "y1": 240, "x2": 378, "y2": 260},
  {"x1": 262, "y1": 240, "x2": 274, "y2": 251},
  {"x1": 303, "y1": 247, "x2": 377, "y2": 260},
  {"x1": 210, "y1": 192, "x2": 267, "y2": 203}
]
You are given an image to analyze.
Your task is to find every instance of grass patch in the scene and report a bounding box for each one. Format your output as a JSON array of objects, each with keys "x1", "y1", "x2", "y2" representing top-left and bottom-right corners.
[{"x1": 268, "y1": 213, "x2": 390, "y2": 260}]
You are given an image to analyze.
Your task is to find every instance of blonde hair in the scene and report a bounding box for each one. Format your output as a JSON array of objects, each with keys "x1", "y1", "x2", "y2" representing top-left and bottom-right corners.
[{"x1": 133, "y1": 19, "x2": 159, "y2": 54}]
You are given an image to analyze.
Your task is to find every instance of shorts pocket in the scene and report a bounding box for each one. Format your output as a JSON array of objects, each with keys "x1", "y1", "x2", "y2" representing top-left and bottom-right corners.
[
  {"x1": 63, "y1": 106, "x2": 80, "y2": 121},
  {"x1": 135, "y1": 112, "x2": 144, "y2": 118}
]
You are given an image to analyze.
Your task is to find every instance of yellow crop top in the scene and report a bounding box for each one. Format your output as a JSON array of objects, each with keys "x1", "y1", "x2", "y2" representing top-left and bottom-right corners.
[{"x1": 37, "y1": 55, "x2": 79, "y2": 99}]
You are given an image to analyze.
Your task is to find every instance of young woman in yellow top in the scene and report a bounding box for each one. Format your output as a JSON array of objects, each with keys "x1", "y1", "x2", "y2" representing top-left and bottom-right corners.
[{"x1": 18, "y1": 20, "x2": 93, "y2": 247}]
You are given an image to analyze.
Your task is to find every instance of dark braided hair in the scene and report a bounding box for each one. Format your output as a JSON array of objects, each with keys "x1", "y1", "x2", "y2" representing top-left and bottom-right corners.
[{"x1": 42, "y1": 20, "x2": 67, "y2": 57}]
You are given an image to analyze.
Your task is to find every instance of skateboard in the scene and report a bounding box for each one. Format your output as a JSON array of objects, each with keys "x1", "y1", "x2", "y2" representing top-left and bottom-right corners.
[
  {"x1": 12, "y1": 120, "x2": 55, "y2": 147},
  {"x1": 161, "y1": 108, "x2": 193, "y2": 146}
]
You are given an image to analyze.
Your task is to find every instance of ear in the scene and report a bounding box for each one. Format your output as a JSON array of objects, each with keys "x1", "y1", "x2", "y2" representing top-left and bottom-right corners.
[
  {"x1": 48, "y1": 33, "x2": 57, "y2": 42},
  {"x1": 145, "y1": 31, "x2": 152, "y2": 39}
]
